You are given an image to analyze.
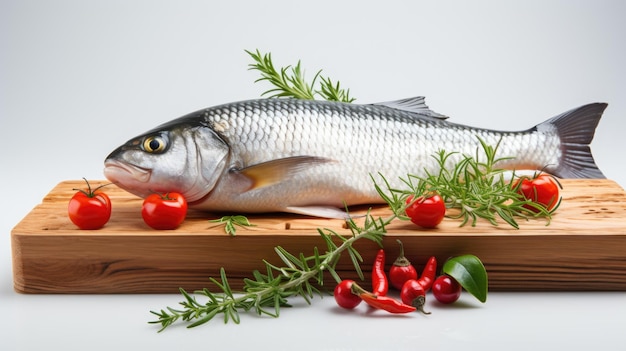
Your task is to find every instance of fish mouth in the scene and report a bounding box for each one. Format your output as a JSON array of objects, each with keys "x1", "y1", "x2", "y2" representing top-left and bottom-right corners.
[{"x1": 103, "y1": 159, "x2": 152, "y2": 183}]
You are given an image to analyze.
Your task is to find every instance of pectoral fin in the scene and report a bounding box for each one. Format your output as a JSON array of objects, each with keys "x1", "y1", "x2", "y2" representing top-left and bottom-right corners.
[{"x1": 238, "y1": 156, "x2": 335, "y2": 191}]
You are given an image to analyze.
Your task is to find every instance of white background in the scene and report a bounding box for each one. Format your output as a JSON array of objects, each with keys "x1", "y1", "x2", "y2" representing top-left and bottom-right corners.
[{"x1": 2, "y1": 0, "x2": 625, "y2": 350}]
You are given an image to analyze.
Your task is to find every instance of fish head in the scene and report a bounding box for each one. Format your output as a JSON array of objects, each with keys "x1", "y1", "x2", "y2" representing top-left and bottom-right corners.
[{"x1": 103, "y1": 117, "x2": 229, "y2": 203}]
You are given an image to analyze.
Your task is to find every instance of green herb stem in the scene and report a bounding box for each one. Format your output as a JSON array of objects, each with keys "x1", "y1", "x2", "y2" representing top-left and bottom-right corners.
[
  {"x1": 246, "y1": 49, "x2": 355, "y2": 102},
  {"x1": 209, "y1": 215, "x2": 256, "y2": 236},
  {"x1": 150, "y1": 209, "x2": 395, "y2": 331},
  {"x1": 398, "y1": 137, "x2": 555, "y2": 228}
]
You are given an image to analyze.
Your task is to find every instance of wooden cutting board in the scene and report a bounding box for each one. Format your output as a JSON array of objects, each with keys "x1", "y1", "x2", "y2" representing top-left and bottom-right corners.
[{"x1": 11, "y1": 179, "x2": 626, "y2": 293}]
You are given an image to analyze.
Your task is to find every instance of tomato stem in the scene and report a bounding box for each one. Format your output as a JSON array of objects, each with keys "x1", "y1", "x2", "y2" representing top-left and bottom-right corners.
[{"x1": 72, "y1": 178, "x2": 112, "y2": 198}]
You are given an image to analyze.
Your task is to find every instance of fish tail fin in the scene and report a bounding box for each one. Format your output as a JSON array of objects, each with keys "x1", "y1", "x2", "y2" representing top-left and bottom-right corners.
[{"x1": 542, "y1": 103, "x2": 607, "y2": 178}]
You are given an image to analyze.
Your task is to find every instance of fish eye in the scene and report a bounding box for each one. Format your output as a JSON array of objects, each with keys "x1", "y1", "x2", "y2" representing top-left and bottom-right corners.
[{"x1": 142, "y1": 135, "x2": 167, "y2": 153}]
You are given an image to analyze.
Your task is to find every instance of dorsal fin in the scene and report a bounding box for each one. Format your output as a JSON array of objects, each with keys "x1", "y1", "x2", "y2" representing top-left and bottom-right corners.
[{"x1": 372, "y1": 96, "x2": 448, "y2": 119}]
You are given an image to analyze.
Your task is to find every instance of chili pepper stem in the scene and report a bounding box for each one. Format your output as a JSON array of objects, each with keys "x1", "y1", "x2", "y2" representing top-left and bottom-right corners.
[
  {"x1": 349, "y1": 281, "x2": 368, "y2": 296},
  {"x1": 393, "y1": 239, "x2": 411, "y2": 267},
  {"x1": 411, "y1": 295, "x2": 431, "y2": 315}
]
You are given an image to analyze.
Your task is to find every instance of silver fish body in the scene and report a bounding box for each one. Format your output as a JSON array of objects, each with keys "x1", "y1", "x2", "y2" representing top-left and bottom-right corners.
[{"x1": 104, "y1": 97, "x2": 606, "y2": 218}]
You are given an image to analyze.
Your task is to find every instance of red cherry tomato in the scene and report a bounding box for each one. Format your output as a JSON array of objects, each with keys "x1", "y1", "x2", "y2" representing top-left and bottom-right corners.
[
  {"x1": 68, "y1": 179, "x2": 112, "y2": 230},
  {"x1": 334, "y1": 280, "x2": 362, "y2": 309},
  {"x1": 515, "y1": 173, "x2": 561, "y2": 212},
  {"x1": 405, "y1": 193, "x2": 446, "y2": 228},
  {"x1": 432, "y1": 275, "x2": 462, "y2": 304},
  {"x1": 141, "y1": 192, "x2": 188, "y2": 230}
]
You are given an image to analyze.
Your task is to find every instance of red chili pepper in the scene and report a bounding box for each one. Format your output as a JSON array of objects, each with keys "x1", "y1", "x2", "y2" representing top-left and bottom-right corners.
[
  {"x1": 371, "y1": 249, "x2": 388, "y2": 296},
  {"x1": 359, "y1": 292, "x2": 417, "y2": 314},
  {"x1": 417, "y1": 256, "x2": 437, "y2": 292},
  {"x1": 389, "y1": 239, "x2": 418, "y2": 290},
  {"x1": 400, "y1": 279, "x2": 431, "y2": 315}
]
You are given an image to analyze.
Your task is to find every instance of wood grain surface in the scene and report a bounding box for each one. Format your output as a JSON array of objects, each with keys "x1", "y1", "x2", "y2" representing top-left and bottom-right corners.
[{"x1": 11, "y1": 179, "x2": 626, "y2": 293}]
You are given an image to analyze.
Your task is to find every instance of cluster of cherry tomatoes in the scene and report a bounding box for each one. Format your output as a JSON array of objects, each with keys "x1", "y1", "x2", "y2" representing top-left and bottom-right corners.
[
  {"x1": 403, "y1": 172, "x2": 561, "y2": 229},
  {"x1": 67, "y1": 179, "x2": 188, "y2": 230},
  {"x1": 334, "y1": 240, "x2": 467, "y2": 314}
]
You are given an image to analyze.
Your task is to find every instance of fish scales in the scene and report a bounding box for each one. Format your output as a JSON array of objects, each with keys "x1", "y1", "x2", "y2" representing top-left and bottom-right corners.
[
  {"x1": 195, "y1": 99, "x2": 552, "y2": 209},
  {"x1": 104, "y1": 97, "x2": 606, "y2": 218},
  {"x1": 208, "y1": 98, "x2": 554, "y2": 185}
]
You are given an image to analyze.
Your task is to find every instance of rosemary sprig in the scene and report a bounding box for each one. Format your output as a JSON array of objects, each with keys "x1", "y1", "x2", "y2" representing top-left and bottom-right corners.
[
  {"x1": 150, "y1": 208, "x2": 391, "y2": 331},
  {"x1": 397, "y1": 137, "x2": 554, "y2": 228},
  {"x1": 208, "y1": 215, "x2": 256, "y2": 236},
  {"x1": 318, "y1": 76, "x2": 356, "y2": 103},
  {"x1": 246, "y1": 49, "x2": 356, "y2": 103}
]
